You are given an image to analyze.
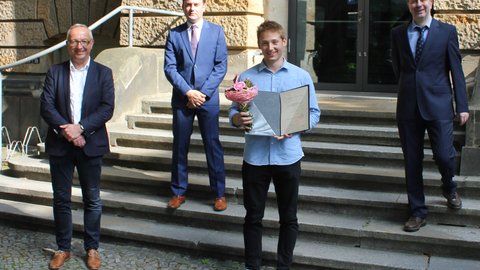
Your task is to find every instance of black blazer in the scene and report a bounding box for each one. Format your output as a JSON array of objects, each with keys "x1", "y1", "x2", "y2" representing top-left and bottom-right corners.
[
  {"x1": 40, "y1": 60, "x2": 115, "y2": 157},
  {"x1": 391, "y1": 18, "x2": 469, "y2": 121}
]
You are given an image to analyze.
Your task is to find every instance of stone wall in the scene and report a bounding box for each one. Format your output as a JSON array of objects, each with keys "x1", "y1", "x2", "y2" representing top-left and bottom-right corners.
[
  {"x1": 118, "y1": 0, "x2": 266, "y2": 78},
  {"x1": 0, "y1": 0, "x2": 122, "y2": 73}
]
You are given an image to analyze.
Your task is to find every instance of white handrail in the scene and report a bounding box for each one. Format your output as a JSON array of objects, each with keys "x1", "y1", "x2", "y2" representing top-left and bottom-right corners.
[
  {"x1": 0, "y1": 5, "x2": 183, "y2": 169},
  {"x1": 0, "y1": 6, "x2": 183, "y2": 71}
]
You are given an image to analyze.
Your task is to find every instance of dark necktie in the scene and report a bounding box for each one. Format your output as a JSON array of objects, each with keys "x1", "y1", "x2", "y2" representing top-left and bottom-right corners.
[
  {"x1": 191, "y1": 25, "x2": 198, "y2": 59},
  {"x1": 415, "y1": 26, "x2": 428, "y2": 63}
]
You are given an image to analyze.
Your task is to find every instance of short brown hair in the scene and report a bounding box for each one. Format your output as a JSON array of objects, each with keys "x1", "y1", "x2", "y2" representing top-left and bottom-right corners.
[
  {"x1": 183, "y1": 0, "x2": 206, "y2": 4},
  {"x1": 256, "y1": 20, "x2": 286, "y2": 41}
]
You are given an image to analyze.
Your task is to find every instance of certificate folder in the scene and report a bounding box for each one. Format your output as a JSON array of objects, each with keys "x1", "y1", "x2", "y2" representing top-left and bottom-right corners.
[{"x1": 247, "y1": 85, "x2": 310, "y2": 136}]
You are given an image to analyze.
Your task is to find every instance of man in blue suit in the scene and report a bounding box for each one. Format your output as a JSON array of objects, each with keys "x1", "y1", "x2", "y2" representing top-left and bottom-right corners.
[
  {"x1": 164, "y1": 0, "x2": 228, "y2": 211},
  {"x1": 391, "y1": 0, "x2": 469, "y2": 232},
  {"x1": 40, "y1": 24, "x2": 115, "y2": 269}
]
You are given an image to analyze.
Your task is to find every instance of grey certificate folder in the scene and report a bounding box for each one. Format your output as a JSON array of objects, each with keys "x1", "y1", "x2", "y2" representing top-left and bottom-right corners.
[{"x1": 247, "y1": 85, "x2": 310, "y2": 136}]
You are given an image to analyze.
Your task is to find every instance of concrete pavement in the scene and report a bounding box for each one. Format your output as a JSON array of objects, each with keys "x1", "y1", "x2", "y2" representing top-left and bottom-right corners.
[{"x1": 0, "y1": 221, "x2": 275, "y2": 270}]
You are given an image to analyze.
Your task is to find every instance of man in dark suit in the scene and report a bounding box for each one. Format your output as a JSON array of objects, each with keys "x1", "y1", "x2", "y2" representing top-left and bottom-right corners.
[
  {"x1": 40, "y1": 24, "x2": 115, "y2": 269},
  {"x1": 391, "y1": 0, "x2": 469, "y2": 232},
  {"x1": 164, "y1": 0, "x2": 228, "y2": 211}
]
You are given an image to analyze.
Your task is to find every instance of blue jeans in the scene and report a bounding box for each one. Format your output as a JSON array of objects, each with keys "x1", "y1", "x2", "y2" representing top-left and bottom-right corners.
[
  {"x1": 242, "y1": 160, "x2": 301, "y2": 270},
  {"x1": 50, "y1": 146, "x2": 103, "y2": 251}
]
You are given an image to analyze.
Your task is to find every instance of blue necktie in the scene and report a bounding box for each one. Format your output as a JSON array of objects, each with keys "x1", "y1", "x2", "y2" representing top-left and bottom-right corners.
[{"x1": 415, "y1": 26, "x2": 428, "y2": 63}]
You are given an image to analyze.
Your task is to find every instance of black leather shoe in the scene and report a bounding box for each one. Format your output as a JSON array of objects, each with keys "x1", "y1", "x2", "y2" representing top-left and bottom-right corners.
[
  {"x1": 404, "y1": 216, "x2": 426, "y2": 232},
  {"x1": 443, "y1": 191, "x2": 462, "y2": 210}
]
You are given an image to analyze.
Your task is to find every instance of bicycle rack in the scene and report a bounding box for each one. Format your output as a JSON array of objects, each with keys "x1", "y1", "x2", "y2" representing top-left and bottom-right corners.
[{"x1": 22, "y1": 126, "x2": 42, "y2": 155}]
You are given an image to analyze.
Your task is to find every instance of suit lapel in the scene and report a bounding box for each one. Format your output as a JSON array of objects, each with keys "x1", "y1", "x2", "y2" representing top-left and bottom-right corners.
[
  {"x1": 418, "y1": 18, "x2": 440, "y2": 64},
  {"x1": 400, "y1": 23, "x2": 415, "y2": 66},
  {"x1": 62, "y1": 61, "x2": 72, "y2": 123},
  {"x1": 196, "y1": 21, "x2": 210, "y2": 61},
  {"x1": 179, "y1": 23, "x2": 194, "y2": 61}
]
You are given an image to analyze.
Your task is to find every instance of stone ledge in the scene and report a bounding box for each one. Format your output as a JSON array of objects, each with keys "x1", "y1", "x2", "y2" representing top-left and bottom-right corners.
[{"x1": 0, "y1": 49, "x2": 51, "y2": 73}]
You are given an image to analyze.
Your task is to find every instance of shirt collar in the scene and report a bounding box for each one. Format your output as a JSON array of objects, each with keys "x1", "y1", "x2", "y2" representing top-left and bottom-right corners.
[
  {"x1": 187, "y1": 19, "x2": 204, "y2": 30},
  {"x1": 258, "y1": 58, "x2": 290, "y2": 73},
  {"x1": 411, "y1": 17, "x2": 432, "y2": 30},
  {"x1": 70, "y1": 57, "x2": 91, "y2": 72}
]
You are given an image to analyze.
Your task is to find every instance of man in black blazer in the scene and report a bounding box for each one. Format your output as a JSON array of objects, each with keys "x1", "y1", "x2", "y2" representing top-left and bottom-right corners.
[
  {"x1": 391, "y1": 0, "x2": 469, "y2": 232},
  {"x1": 40, "y1": 24, "x2": 115, "y2": 269}
]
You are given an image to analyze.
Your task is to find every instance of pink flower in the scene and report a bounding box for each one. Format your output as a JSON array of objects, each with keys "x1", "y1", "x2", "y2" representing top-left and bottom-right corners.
[
  {"x1": 234, "y1": 81, "x2": 246, "y2": 90},
  {"x1": 225, "y1": 75, "x2": 259, "y2": 129}
]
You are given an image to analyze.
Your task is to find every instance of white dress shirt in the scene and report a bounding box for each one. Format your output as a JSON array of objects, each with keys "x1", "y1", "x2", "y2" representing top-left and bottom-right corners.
[
  {"x1": 187, "y1": 19, "x2": 204, "y2": 42},
  {"x1": 69, "y1": 57, "x2": 90, "y2": 125}
]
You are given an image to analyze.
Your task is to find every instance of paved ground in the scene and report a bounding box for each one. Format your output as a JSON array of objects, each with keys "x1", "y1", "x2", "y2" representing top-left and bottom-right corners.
[{"x1": 0, "y1": 222, "x2": 275, "y2": 270}]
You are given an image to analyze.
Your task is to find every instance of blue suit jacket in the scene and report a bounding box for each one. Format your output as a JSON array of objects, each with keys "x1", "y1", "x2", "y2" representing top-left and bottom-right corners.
[
  {"x1": 164, "y1": 21, "x2": 228, "y2": 107},
  {"x1": 40, "y1": 60, "x2": 115, "y2": 157},
  {"x1": 391, "y1": 18, "x2": 469, "y2": 121}
]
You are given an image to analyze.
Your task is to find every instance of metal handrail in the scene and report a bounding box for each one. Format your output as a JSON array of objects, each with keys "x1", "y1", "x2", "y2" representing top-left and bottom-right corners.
[
  {"x1": 0, "y1": 6, "x2": 182, "y2": 71},
  {"x1": 0, "y1": 5, "x2": 183, "y2": 168}
]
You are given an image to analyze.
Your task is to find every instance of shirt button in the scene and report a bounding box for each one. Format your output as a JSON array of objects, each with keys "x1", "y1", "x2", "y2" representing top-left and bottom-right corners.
[
  {"x1": 271, "y1": 142, "x2": 274, "y2": 144},
  {"x1": 194, "y1": 65, "x2": 197, "y2": 68},
  {"x1": 272, "y1": 88, "x2": 275, "y2": 91}
]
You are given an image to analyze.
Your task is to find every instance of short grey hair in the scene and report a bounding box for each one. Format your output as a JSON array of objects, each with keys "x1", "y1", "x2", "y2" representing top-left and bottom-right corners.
[{"x1": 66, "y1": 24, "x2": 94, "y2": 40}]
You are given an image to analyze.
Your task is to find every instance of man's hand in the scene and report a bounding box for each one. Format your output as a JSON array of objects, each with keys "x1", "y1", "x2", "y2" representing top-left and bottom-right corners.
[
  {"x1": 186, "y1": 89, "x2": 206, "y2": 109},
  {"x1": 72, "y1": 136, "x2": 86, "y2": 148},
  {"x1": 457, "y1": 112, "x2": 470, "y2": 126},
  {"x1": 232, "y1": 112, "x2": 253, "y2": 130},
  {"x1": 60, "y1": 124, "x2": 83, "y2": 142},
  {"x1": 274, "y1": 134, "x2": 292, "y2": 140}
]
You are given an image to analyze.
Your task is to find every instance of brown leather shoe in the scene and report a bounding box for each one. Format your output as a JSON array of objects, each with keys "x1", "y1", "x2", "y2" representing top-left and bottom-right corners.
[
  {"x1": 49, "y1": 250, "x2": 71, "y2": 269},
  {"x1": 86, "y1": 249, "x2": 101, "y2": 270},
  {"x1": 168, "y1": 196, "x2": 185, "y2": 208},
  {"x1": 404, "y1": 216, "x2": 426, "y2": 232},
  {"x1": 214, "y1": 197, "x2": 227, "y2": 211},
  {"x1": 443, "y1": 191, "x2": 462, "y2": 210}
]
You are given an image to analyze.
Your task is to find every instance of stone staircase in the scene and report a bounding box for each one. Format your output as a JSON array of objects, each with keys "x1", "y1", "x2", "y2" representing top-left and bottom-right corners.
[{"x1": 2, "y1": 94, "x2": 480, "y2": 269}]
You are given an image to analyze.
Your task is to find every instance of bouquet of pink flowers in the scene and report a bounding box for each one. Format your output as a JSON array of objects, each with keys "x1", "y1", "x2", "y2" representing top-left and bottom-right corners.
[{"x1": 225, "y1": 74, "x2": 259, "y2": 128}]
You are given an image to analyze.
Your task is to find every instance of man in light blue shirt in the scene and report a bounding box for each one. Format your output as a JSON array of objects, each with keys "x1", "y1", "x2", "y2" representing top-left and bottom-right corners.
[{"x1": 229, "y1": 21, "x2": 320, "y2": 270}]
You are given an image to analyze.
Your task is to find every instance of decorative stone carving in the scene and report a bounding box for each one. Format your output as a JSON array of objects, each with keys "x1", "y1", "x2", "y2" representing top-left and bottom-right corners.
[
  {"x1": 0, "y1": 0, "x2": 37, "y2": 20},
  {"x1": 436, "y1": 14, "x2": 480, "y2": 50},
  {"x1": 121, "y1": 0, "x2": 263, "y2": 13},
  {"x1": 38, "y1": 0, "x2": 59, "y2": 38},
  {"x1": 0, "y1": 22, "x2": 48, "y2": 46},
  {"x1": 119, "y1": 15, "x2": 264, "y2": 48},
  {"x1": 435, "y1": 0, "x2": 480, "y2": 10}
]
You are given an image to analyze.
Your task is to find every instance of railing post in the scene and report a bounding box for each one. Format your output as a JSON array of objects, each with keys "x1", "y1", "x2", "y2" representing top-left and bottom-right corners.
[
  {"x1": 129, "y1": 8, "x2": 133, "y2": 47},
  {"x1": 0, "y1": 71, "x2": 3, "y2": 171}
]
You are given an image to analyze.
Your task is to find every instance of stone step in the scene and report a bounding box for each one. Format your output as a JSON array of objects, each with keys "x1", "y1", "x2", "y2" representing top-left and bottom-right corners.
[
  {"x1": 108, "y1": 128, "x2": 461, "y2": 172},
  {"x1": 7, "y1": 155, "x2": 480, "y2": 226},
  {"x1": 125, "y1": 113, "x2": 466, "y2": 149},
  {"x1": 140, "y1": 99, "x2": 468, "y2": 133},
  {"x1": 0, "y1": 176, "x2": 479, "y2": 263},
  {"x1": 3, "y1": 199, "x2": 462, "y2": 270},
  {"x1": 28, "y1": 146, "x2": 479, "y2": 198}
]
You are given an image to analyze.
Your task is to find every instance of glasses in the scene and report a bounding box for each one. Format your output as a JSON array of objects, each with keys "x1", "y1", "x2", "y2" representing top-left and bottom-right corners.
[{"x1": 67, "y1": 39, "x2": 92, "y2": 47}]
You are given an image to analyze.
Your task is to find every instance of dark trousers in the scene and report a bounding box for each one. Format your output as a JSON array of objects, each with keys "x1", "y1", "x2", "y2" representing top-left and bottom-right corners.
[
  {"x1": 242, "y1": 160, "x2": 301, "y2": 270},
  {"x1": 49, "y1": 145, "x2": 103, "y2": 251},
  {"x1": 171, "y1": 105, "x2": 226, "y2": 198},
  {"x1": 397, "y1": 107, "x2": 457, "y2": 219}
]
